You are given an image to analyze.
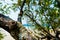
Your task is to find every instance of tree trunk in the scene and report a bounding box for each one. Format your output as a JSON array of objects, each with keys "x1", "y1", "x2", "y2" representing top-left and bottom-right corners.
[
  {"x1": 17, "y1": 0, "x2": 26, "y2": 40},
  {"x1": 0, "y1": 14, "x2": 20, "y2": 40}
]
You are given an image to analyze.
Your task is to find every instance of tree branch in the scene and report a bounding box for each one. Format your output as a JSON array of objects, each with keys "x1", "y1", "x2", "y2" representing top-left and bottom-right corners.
[
  {"x1": 18, "y1": 0, "x2": 26, "y2": 23},
  {"x1": 25, "y1": 13, "x2": 55, "y2": 38}
]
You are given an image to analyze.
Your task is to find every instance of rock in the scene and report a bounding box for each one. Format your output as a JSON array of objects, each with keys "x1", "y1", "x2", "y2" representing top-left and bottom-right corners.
[{"x1": 0, "y1": 28, "x2": 15, "y2": 40}]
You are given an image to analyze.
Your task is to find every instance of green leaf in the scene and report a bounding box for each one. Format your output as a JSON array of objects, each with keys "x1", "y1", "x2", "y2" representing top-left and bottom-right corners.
[
  {"x1": 18, "y1": 0, "x2": 21, "y2": 6},
  {"x1": 33, "y1": 0, "x2": 36, "y2": 5},
  {"x1": 26, "y1": 0, "x2": 31, "y2": 5},
  {"x1": 0, "y1": 2, "x2": 2, "y2": 4},
  {"x1": 3, "y1": 5, "x2": 7, "y2": 9}
]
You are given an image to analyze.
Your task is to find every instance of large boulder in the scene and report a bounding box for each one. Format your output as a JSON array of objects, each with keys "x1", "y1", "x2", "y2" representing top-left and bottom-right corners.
[{"x1": 0, "y1": 28, "x2": 15, "y2": 40}]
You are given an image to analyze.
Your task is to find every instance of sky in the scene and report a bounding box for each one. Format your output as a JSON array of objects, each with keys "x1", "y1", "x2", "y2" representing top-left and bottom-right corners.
[
  {"x1": 0, "y1": 0, "x2": 54, "y2": 28},
  {"x1": 0, "y1": 0, "x2": 54, "y2": 21},
  {"x1": 0, "y1": 0, "x2": 28, "y2": 24}
]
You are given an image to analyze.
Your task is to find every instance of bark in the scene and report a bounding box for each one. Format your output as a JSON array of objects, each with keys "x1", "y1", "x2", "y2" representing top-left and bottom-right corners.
[
  {"x1": 25, "y1": 13, "x2": 55, "y2": 38},
  {"x1": 18, "y1": 0, "x2": 26, "y2": 23},
  {"x1": 0, "y1": 14, "x2": 20, "y2": 40},
  {"x1": 17, "y1": 0, "x2": 26, "y2": 40}
]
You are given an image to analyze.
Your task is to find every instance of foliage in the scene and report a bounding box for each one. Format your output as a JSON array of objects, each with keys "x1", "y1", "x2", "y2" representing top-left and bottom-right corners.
[
  {"x1": 0, "y1": 0, "x2": 60, "y2": 39},
  {"x1": 0, "y1": 0, "x2": 19, "y2": 14},
  {"x1": 0, "y1": 33, "x2": 3, "y2": 40},
  {"x1": 19, "y1": 0, "x2": 60, "y2": 31}
]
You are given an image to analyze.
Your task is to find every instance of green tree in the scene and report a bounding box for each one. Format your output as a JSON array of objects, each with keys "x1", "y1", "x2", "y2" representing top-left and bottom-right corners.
[
  {"x1": 19, "y1": 0, "x2": 60, "y2": 40},
  {"x1": 0, "y1": 0, "x2": 60, "y2": 40}
]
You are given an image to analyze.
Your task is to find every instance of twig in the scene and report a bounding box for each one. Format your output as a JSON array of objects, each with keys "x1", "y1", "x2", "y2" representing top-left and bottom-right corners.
[
  {"x1": 18, "y1": 0, "x2": 26, "y2": 23},
  {"x1": 25, "y1": 13, "x2": 55, "y2": 38}
]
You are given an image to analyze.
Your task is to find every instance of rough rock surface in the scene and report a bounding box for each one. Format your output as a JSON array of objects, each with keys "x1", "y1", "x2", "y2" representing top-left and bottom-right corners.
[{"x1": 0, "y1": 28, "x2": 15, "y2": 40}]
